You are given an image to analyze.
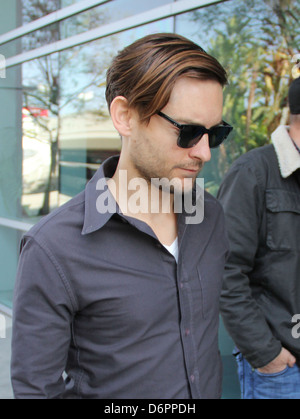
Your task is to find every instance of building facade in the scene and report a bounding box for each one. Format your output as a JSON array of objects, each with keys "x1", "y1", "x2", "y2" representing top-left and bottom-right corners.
[{"x1": 0, "y1": 0, "x2": 299, "y2": 399}]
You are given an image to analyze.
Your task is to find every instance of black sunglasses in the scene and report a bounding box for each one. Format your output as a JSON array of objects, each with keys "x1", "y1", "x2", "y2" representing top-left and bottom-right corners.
[{"x1": 157, "y1": 111, "x2": 233, "y2": 149}]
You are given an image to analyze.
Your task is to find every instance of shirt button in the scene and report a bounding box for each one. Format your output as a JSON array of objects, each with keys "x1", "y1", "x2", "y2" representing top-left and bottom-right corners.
[
  {"x1": 180, "y1": 282, "x2": 184, "y2": 289},
  {"x1": 185, "y1": 329, "x2": 190, "y2": 336},
  {"x1": 190, "y1": 375, "x2": 195, "y2": 383}
]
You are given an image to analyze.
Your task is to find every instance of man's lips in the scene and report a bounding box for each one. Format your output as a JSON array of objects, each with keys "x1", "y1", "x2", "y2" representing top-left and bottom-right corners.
[
  {"x1": 176, "y1": 165, "x2": 203, "y2": 174},
  {"x1": 181, "y1": 168, "x2": 199, "y2": 173}
]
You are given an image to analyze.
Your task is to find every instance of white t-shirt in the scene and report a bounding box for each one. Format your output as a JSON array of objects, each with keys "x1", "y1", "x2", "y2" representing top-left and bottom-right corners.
[{"x1": 163, "y1": 237, "x2": 179, "y2": 263}]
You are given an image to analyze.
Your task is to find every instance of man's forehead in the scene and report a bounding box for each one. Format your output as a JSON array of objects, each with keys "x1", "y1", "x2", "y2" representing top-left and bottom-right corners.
[{"x1": 165, "y1": 78, "x2": 224, "y2": 126}]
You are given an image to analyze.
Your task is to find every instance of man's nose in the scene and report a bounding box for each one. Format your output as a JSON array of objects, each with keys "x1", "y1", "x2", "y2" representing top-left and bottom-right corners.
[{"x1": 188, "y1": 134, "x2": 212, "y2": 162}]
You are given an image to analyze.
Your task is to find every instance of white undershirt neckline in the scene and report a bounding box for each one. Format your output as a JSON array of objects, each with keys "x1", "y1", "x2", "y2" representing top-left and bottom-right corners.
[{"x1": 162, "y1": 237, "x2": 179, "y2": 263}]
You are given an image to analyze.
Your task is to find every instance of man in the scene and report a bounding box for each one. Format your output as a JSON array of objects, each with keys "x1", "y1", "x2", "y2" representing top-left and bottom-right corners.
[
  {"x1": 218, "y1": 77, "x2": 300, "y2": 399},
  {"x1": 11, "y1": 34, "x2": 232, "y2": 399}
]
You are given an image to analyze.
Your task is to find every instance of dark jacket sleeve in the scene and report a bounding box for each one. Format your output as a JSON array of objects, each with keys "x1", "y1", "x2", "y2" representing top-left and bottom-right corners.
[
  {"x1": 217, "y1": 161, "x2": 282, "y2": 369},
  {"x1": 11, "y1": 236, "x2": 76, "y2": 399}
]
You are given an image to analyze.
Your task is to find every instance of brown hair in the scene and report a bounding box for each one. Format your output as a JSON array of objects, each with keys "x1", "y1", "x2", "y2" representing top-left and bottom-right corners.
[{"x1": 105, "y1": 33, "x2": 228, "y2": 123}]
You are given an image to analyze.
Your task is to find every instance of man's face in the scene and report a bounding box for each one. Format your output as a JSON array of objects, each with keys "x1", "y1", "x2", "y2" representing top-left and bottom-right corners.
[{"x1": 128, "y1": 77, "x2": 224, "y2": 194}]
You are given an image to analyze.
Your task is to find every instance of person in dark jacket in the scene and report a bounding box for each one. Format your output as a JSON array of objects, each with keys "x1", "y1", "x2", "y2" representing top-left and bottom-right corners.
[{"x1": 218, "y1": 77, "x2": 300, "y2": 399}]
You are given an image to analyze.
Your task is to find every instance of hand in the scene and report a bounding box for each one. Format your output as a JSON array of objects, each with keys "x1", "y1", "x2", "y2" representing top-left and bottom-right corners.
[{"x1": 257, "y1": 348, "x2": 296, "y2": 374}]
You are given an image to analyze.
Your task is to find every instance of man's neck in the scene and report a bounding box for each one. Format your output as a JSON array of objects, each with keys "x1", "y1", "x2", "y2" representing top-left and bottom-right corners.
[
  {"x1": 289, "y1": 125, "x2": 300, "y2": 147},
  {"x1": 109, "y1": 164, "x2": 175, "y2": 219},
  {"x1": 107, "y1": 158, "x2": 178, "y2": 245}
]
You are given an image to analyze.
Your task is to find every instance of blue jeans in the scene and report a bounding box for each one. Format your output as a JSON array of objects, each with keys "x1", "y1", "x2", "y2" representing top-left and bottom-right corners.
[{"x1": 236, "y1": 353, "x2": 300, "y2": 399}]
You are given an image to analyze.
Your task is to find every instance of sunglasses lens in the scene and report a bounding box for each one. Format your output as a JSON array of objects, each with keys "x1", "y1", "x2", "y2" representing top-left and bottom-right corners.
[
  {"x1": 178, "y1": 126, "x2": 206, "y2": 149},
  {"x1": 179, "y1": 125, "x2": 233, "y2": 149},
  {"x1": 209, "y1": 126, "x2": 233, "y2": 148}
]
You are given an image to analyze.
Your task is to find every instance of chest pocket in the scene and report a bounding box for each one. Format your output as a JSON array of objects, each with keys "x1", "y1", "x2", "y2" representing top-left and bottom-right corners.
[{"x1": 266, "y1": 189, "x2": 300, "y2": 251}]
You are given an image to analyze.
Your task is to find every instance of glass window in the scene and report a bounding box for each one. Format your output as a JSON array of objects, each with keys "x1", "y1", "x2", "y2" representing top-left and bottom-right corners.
[
  {"x1": 0, "y1": 0, "x2": 23, "y2": 309},
  {"x1": 0, "y1": 227, "x2": 22, "y2": 308},
  {"x1": 22, "y1": 0, "x2": 82, "y2": 25},
  {"x1": 3, "y1": 0, "x2": 174, "y2": 59}
]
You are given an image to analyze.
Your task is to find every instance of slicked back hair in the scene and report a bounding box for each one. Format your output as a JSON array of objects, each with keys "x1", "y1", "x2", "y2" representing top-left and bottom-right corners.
[{"x1": 106, "y1": 33, "x2": 228, "y2": 123}]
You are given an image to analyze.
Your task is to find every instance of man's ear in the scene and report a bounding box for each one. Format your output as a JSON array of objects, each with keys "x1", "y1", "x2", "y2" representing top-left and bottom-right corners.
[{"x1": 110, "y1": 96, "x2": 133, "y2": 137}]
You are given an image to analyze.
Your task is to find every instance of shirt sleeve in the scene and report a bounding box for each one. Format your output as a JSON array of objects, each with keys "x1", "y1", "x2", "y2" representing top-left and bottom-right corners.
[
  {"x1": 11, "y1": 236, "x2": 76, "y2": 399},
  {"x1": 217, "y1": 163, "x2": 282, "y2": 369}
]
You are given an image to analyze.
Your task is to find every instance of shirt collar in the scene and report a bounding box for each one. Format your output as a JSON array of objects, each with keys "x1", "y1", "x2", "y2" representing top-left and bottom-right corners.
[
  {"x1": 271, "y1": 126, "x2": 300, "y2": 178},
  {"x1": 81, "y1": 155, "x2": 204, "y2": 236},
  {"x1": 82, "y1": 155, "x2": 120, "y2": 235}
]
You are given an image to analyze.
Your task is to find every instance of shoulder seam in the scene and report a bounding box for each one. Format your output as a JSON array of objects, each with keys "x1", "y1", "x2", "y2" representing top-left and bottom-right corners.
[
  {"x1": 228, "y1": 150, "x2": 272, "y2": 190},
  {"x1": 23, "y1": 235, "x2": 79, "y2": 312}
]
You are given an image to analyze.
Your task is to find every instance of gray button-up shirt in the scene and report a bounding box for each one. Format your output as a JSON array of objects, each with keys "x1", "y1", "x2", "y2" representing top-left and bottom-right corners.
[{"x1": 11, "y1": 156, "x2": 228, "y2": 399}]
